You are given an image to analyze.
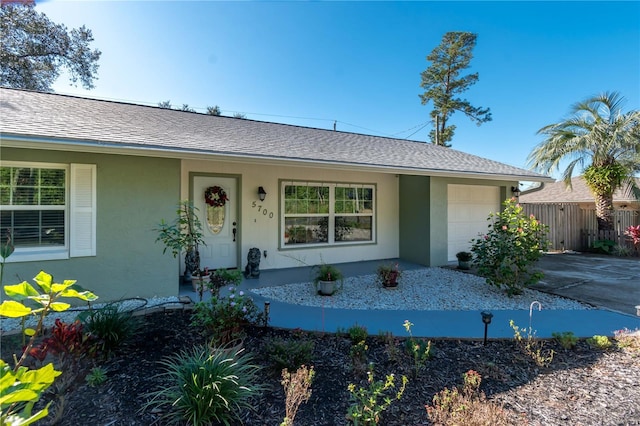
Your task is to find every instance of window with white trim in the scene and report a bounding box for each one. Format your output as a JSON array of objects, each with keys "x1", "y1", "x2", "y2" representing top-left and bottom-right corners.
[
  {"x1": 282, "y1": 182, "x2": 375, "y2": 247},
  {"x1": 0, "y1": 162, "x2": 96, "y2": 262}
]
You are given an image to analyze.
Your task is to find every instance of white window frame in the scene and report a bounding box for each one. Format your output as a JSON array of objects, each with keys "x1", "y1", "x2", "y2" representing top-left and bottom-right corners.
[
  {"x1": 1, "y1": 161, "x2": 96, "y2": 262},
  {"x1": 280, "y1": 181, "x2": 376, "y2": 248}
]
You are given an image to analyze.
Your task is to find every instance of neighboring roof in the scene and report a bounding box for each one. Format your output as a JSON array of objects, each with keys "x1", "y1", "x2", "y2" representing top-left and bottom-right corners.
[
  {"x1": 0, "y1": 88, "x2": 551, "y2": 182},
  {"x1": 520, "y1": 176, "x2": 640, "y2": 203}
]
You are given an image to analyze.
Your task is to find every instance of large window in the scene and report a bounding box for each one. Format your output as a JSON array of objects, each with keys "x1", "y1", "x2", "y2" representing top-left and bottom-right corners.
[
  {"x1": 0, "y1": 162, "x2": 96, "y2": 261},
  {"x1": 282, "y1": 182, "x2": 375, "y2": 247}
]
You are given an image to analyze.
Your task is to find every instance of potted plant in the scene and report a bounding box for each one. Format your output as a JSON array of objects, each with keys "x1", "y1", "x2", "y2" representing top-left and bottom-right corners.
[
  {"x1": 208, "y1": 269, "x2": 243, "y2": 297},
  {"x1": 312, "y1": 263, "x2": 344, "y2": 296},
  {"x1": 155, "y1": 200, "x2": 206, "y2": 286},
  {"x1": 376, "y1": 263, "x2": 401, "y2": 288},
  {"x1": 456, "y1": 251, "x2": 473, "y2": 270}
]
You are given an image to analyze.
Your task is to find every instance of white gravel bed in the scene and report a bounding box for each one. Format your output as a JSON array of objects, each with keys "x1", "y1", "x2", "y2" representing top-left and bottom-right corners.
[
  {"x1": 0, "y1": 296, "x2": 183, "y2": 335},
  {"x1": 251, "y1": 267, "x2": 590, "y2": 311}
]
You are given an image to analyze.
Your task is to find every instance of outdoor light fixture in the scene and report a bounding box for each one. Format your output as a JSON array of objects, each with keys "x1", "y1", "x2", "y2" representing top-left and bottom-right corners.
[
  {"x1": 481, "y1": 311, "x2": 493, "y2": 346},
  {"x1": 258, "y1": 186, "x2": 267, "y2": 201},
  {"x1": 511, "y1": 186, "x2": 521, "y2": 198},
  {"x1": 264, "y1": 301, "x2": 270, "y2": 327}
]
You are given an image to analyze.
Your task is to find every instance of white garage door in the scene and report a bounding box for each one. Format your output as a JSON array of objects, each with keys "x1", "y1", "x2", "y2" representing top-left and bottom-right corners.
[{"x1": 447, "y1": 184, "x2": 501, "y2": 261}]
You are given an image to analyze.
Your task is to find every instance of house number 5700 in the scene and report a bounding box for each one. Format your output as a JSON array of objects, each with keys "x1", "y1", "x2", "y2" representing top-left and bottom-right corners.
[{"x1": 252, "y1": 201, "x2": 274, "y2": 219}]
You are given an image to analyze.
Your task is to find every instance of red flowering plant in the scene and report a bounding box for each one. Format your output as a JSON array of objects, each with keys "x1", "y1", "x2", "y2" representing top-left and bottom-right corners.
[
  {"x1": 470, "y1": 198, "x2": 550, "y2": 296},
  {"x1": 624, "y1": 225, "x2": 640, "y2": 254},
  {"x1": 205, "y1": 186, "x2": 229, "y2": 207}
]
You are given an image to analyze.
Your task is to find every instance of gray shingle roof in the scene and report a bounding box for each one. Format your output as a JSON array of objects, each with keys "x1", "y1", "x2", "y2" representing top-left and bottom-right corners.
[
  {"x1": 0, "y1": 88, "x2": 550, "y2": 181},
  {"x1": 520, "y1": 176, "x2": 640, "y2": 203}
]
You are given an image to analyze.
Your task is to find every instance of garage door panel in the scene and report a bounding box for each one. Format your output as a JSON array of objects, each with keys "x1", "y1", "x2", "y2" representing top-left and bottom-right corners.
[{"x1": 447, "y1": 185, "x2": 501, "y2": 260}]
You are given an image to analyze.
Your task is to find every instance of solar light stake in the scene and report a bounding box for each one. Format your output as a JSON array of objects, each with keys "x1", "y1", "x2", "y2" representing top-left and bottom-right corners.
[
  {"x1": 481, "y1": 311, "x2": 493, "y2": 346},
  {"x1": 264, "y1": 301, "x2": 270, "y2": 327}
]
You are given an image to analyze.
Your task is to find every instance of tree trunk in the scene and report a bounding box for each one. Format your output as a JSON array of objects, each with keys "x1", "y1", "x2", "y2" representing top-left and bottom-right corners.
[{"x1": 594, "y1": 192, "x2": 615, "y2": 232}]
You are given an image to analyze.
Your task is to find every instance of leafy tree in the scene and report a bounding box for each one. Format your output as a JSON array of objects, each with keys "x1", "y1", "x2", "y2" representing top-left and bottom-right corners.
[
  {"x1": 528, "y1": 92, "x2": 640, "y2": 231},
  {"x1": 181, "y1": 104, "x2": 195, "y2": 112},
  {"x1": 0, "y1": 3, "x2": 101, "y2": 92},
  {"x1": 419, "y1": 32, "x2": 492, "y2": 147},
  {"x1": 207, "y1": 105, "x2": 221, "y2": 116}
]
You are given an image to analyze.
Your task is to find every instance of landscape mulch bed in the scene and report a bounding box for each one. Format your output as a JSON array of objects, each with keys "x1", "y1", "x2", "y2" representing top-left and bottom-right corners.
[{"x1": 2, "y1": 309, "x2": 639, "y2": 425}]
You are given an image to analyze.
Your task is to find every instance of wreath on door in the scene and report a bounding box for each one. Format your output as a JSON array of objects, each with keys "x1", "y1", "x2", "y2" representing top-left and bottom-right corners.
[{"x1": 204, "y1": 186, "x2": 229, "y2": 207}]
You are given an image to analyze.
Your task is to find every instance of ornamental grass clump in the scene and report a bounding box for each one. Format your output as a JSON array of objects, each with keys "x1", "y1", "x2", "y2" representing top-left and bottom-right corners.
[
  {"x1": 142, "y1": 344, "x2": 264, "y2": 426},
  {"x1": 471, "y1": 198, "x2": 549, "y2": 296}
]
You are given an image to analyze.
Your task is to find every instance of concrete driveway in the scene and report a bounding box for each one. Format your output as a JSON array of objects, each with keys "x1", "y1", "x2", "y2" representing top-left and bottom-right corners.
[{"x1": 531, "y1": 253, "x2": 640, "y2": 316}]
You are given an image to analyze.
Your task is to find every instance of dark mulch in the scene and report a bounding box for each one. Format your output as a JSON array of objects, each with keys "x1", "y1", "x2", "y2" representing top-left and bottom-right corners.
[{"x1": 2, "y1": 309, "x2": 639, "y2": 425}]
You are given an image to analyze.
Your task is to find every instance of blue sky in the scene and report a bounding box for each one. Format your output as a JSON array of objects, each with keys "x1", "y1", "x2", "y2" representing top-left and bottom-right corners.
[{"x1": 38, "y1": 1, "x2": 639, "y2": 178}]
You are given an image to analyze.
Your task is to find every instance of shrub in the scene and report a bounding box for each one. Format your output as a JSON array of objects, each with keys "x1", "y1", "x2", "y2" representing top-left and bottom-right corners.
[
  {"x1": 510, "y1": 320, "x2": 554, "y2": 367},
  {"x1": 266, "y1": 339, "x2": 315, "y2": 373},
  {"x1": 586, "y1": 335, "x2": 612, "y2": 350},
  {"x1": 591, "y1": 239, "x2": 616, "y2": 254},
  {"x1": 348, "y1": 324, "x2": 368, "y2": 344},
  {"x1": 471, "y1": 198, "x2": 549, "y2": 296},
  {"x1": 78, "y1": 303, "x2": 140, "y2": 358},
  {"x1": 281, "y1": 365, "x2": 315, "y2": 426},
  {"x1": 29, "y1": 319, "x2": 97, "y2": 367},
  {"x1": 426, "y1": 370, "x2": 513, "y2": 425},
  {"x1": 346, "y1": 365, "x2": 408, "y2": 425},
  {"x1": 614, "y1": 328, "x2": 640, "y2": 352},
  {"x1": 192, "y1": 286, "x2": 264, "y2": 345},
  {"x1": 142, "y1": 344, "x2": 264, "y2": 425},
  {"x1": 552, "y1": 331, "x2": 578, "y2": 350}
]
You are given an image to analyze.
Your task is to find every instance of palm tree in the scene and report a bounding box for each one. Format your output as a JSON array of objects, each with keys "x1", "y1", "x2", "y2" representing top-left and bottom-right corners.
[{"x1": 528, "y1": 92, "x2": 640, "y2": 231}]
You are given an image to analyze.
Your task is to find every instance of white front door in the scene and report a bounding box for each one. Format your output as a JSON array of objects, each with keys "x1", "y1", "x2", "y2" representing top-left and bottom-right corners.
[{"x1": 193, "y1": 176, "x2": 238, "y2": 270}]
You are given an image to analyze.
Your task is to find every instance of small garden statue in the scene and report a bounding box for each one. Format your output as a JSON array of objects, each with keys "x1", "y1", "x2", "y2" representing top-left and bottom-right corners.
[{"x1": 244, "y1": 247, "x2": 261, "y2": 278}]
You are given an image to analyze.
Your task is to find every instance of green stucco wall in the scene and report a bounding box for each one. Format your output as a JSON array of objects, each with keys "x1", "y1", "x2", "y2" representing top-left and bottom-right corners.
[{"x1": 1, "y1": 148, "x2": 181, "y2": 302}]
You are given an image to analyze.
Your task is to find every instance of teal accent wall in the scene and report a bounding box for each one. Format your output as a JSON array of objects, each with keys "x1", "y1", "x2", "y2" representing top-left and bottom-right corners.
[{"x1": 1, "y1": 148, "x2": 180, "y2": 302}]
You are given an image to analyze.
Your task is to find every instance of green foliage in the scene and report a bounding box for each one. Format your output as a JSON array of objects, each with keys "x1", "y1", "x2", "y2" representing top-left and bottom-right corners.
[
  {"x1": 455, "y1": 251, "x2": 473, "y2": 261},
  {"x1": 192, "y1": 286, "x2": 264, "y2": 345},
  {"x1": 347, "y1": 324, "x2": 368, "y2": 344},
  {"x1": 402, "y1": 320, "x2": 433, "y2": 376},
  {"x1": 375, "y1": 263, "x2": 401, "y2": 287},
  {"x1": 280, "y1": 365, "x2": 315, "y2": 426},
  {"x1": 208, "y1": 269, "x2": 243, "y2": 295},
  {"x1": 85, "y1": 367, "x2": 108, "y2": 387},
  {"x1": 552, "y1": 331, "x2": 578, "y2": 350},
  {"x1": 78, "y1": 304, "x2": 140, "y2": 358},
  {"x1": 346, "y1": 365, "x2": 408, "y2": 425},
  {"x1": 266, "y1": 339, "x2": 315, "y2": 373},
  {"x1": 312, "y1": 263, "x2": 343, "y2": 283},
  {"x1": 155, "y1": 200, "x2": 206, "y2": 258},
  {"x1": 426, "y1": 370, "x2": 512, "y2": 425},
  {"x1": 591, "y1": 239, "x2": 616, "y2": 254},
  {"x1": 419, "y1": 31, "x2": 492, "y2": 147},
  {"x1": 471, "y1": 198, "x2": 549, "y2": 296},
  {"x1": 586, "y1": 335, "x2": 612, "y2": 350},
  {"x1": 529, "y1": 92, "x2": 640, "y2": 232},
  {"x1": 510, "y1": 320, "x2": 554, "y2": 367},
  {"x1": 142, "y1": 345, "x2": 264, "y2": 426},
  {"x1": 0, "y1": 4, "x2": 101, "y2": 91},
  {"x1": 0, "y1": 270, "x2": 98, "y2": 426}
]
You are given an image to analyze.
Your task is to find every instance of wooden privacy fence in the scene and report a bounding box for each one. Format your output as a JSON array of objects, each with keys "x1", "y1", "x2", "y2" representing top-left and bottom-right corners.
[{"x1": 520, "y1": 203, "x2": 640, "y2": 251}]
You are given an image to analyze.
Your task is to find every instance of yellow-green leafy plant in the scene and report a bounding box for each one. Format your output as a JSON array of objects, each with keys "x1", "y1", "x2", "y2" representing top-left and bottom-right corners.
[
  {"x1": 552, "y1": 331, "x2": 578, "y2": 350},
  {"x1": 403, "y1": 320, "x2": 433, "y2": 377},
  {"x1": 510, "y1": 320, "x2": 554, "y2": 367},
  {"x1": 0, "y1": 245, "x2": 98, "y2": 425},
  {"x1": 346, "y1": 364, "x2": 408, "y2": 425},
  {"x1": 280, "y1": 365, "x2": 315, "y2": 426},
  {"x1": 586, "y1": 335, "x2": 612, "y2": 350}
]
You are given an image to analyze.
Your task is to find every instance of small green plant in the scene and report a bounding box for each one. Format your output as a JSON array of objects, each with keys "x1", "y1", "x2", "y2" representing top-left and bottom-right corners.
[
  {"x1": 348, "y1": 324, "x2": 368, "y2": 344},
  {"x1": 280, "y1": 365, "x2": 315, "y2": 426},
  {"x1": 350, "y1": 340, "x2": 369, "y2": 374},
  {"x1": 85, "y1": 366, "x2": 108, "y2": 387},
  {"x1": 426, "y1": 370, "x2": 512, "y2": 425},
  {"x1": 312, "y1": 262, "x2": 344, "y2": 295},
  {"x1": 402, "y1": 320, "x2": 432, "y2": 376},
  {"x1": 192, "y1": 286, "x2": 264, "y2": 345},
  {"x1": 375, "y1": 263, "x2": 401, "y2": 287},
  {"x1": 78, "y1": 303, "x2": 140, "y2": 358},
  {"x1": 142, "y1": 344, "x2": 264, "y2": 425},
  {"x1": 591, "y1": 239, "x2": 616, "y2": 254},
  {"x1": 471, "y1": 198, "x2": 549, "y2": 296},
  {"x1": 552, "y1": 331, "x2": 578, "y2": 350},
  {"x1": 510, "y1": 320, "x2": 554, "y2": 367},
  {"x1": 266, "y1": 339, "x2": 315, "y2": 373},
  {"x1": 346, "y1": 365, "x2": 408, "y2": 425},
  {"x1": 586, "y1": 335, "x2": 612, "y2": 350},
  {"x1": 455, "y1": 251, "x2": 473, "y2": 261}
]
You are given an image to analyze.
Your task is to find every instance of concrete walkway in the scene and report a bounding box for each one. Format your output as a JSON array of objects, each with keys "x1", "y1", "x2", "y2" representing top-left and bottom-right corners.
[{"x1": 181, "y1": 256, "x2": 640, "y2": 339}]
